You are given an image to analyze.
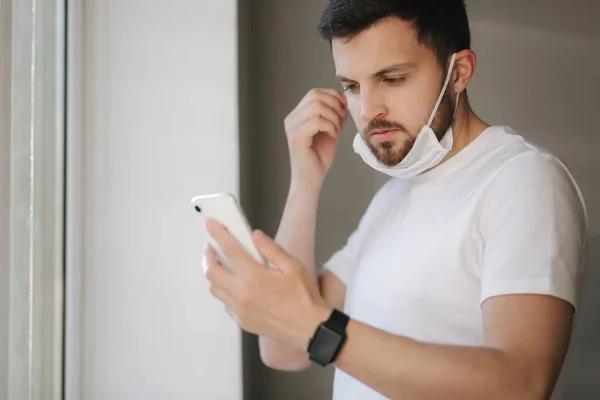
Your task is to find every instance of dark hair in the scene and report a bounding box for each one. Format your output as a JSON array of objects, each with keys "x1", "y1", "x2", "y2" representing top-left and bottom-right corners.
[{"x1": 317, "y1": 0, "x2": 471, "y2": 69}]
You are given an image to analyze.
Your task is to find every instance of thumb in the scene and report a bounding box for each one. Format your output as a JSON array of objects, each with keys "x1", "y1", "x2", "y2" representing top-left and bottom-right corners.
[{"x1": 252, "y1": 230, "x2": 296, "y2": 272}]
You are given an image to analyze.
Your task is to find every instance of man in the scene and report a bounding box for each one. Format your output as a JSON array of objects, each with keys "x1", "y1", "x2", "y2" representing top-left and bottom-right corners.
[{"x1": 203, "y1": 1, "x2": 588, "y2": 399}]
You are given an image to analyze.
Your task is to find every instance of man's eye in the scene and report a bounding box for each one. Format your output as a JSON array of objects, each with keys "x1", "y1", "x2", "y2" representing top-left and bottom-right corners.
[
  {"x1": 343, "y1": 84, "x2": 359, "y2": 93},
  {"x1": 383, "y1": 77, "x2": 406, "y2": 85}
]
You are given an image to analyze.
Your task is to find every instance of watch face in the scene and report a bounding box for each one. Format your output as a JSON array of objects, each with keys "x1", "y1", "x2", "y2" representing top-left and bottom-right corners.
[{"x1": 310, "y1": 325, "x2": 342, "y2": 362}]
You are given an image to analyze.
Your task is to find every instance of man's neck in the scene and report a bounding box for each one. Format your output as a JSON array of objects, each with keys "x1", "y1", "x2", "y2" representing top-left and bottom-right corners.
[{"x1": 442, "y1": 98, "x2": 490, "y2": 163}]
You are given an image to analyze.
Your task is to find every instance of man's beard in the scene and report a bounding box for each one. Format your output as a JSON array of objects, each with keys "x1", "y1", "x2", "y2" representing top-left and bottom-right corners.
[{"x1": 363, "y1": 91, "x2": 456, "y2": 167}]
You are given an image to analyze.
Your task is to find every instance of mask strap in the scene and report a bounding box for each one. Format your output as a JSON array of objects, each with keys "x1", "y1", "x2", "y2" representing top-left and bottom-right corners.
[
  {"x1": 452, "y1": 92, "x2": 460, "y2": 120},
  {"x1": 427, "y1": 53, "x2": 457, "y2": 128}
]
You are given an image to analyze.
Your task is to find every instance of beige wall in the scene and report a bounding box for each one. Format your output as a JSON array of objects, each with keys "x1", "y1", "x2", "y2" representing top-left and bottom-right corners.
[
  {"x1": 467, "y1": 17, "x2": 600, "y2": 400},
  {"x1": 239, "y1": 0, "x2": 600, "y2": 399}
]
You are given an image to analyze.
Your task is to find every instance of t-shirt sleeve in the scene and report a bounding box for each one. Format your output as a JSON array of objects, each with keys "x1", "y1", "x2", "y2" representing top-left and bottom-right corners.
[
  {"x1": 475, "y1": 151, "x2": 589, "y2": 309},
  {"x1": 320, "y1": 180, "x2": 394, "y2": 287},
  {"x1": 320, "y1": 223, "x2": 363, "y2": 286}
]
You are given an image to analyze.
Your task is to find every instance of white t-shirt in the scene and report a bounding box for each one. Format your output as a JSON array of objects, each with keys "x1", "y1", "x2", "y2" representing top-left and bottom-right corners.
[{"x1": 322, "y1": 125, "x2": 588, "y2": 400}]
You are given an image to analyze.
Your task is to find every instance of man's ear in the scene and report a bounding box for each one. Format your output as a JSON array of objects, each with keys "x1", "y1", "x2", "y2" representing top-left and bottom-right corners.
[{"x1": 452, "y1": 49, "x2": 476, "y2": 94}]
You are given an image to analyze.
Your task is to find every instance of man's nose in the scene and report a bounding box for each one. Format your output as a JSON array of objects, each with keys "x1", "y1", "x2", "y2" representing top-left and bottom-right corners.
[{"x1": 360, "y1": 87, "x2": 388, "y2": 122}]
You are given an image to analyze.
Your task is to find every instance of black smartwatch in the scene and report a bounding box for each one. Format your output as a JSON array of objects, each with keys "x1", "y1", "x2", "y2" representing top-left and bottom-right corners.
[{"x1": 307, "y1": 308, "x2": 349, "y2": 367}]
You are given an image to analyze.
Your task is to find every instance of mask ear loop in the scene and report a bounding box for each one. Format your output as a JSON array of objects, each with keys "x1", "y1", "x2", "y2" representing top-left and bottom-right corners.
[
  {"x1": 427, "y1": 53, "x2": 457, "y2": 128},
  {"x1": 452, "y1": 92, "x2": 460, "y2": 120}
]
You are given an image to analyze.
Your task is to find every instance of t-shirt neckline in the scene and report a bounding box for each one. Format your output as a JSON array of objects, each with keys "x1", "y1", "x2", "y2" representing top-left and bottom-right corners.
[{"x1": 409, "y1": 125, "x2": 501, "y2": 184}]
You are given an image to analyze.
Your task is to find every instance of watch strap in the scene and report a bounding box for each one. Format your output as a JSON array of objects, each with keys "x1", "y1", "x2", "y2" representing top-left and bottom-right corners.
[
  {"x1": 307, "y1": 309, "x2": 350, "y2": 366},
  {"x1": 325, "y1": 308, "x2": 349, "y2": 334}
]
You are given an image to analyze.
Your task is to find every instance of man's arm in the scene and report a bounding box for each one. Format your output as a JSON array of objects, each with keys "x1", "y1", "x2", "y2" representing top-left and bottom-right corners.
[
  {"x1": 258, "y1": 86, "x2": 350, "y2": 370},
  {"x1": 258, "y1": 184, "x2": 346, "y2": 371},
  {"x1": 318, "y1": 293, "x2": 573, "y2": 400}
]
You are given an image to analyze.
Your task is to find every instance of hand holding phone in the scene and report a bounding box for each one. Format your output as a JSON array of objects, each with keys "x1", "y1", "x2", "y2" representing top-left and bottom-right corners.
[{"x1": 191, "y1": 193, "x2": 266, "y2": 272}]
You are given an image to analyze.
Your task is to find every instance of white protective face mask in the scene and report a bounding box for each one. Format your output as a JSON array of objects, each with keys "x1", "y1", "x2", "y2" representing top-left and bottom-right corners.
[{"x1": 352, "y1": 53, "x2": 460, "y2": 178}]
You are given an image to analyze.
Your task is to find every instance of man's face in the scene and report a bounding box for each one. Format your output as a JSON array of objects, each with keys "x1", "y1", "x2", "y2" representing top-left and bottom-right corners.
[{"x1": 332, "y1": 18, "x2": 456, "y2": 166}]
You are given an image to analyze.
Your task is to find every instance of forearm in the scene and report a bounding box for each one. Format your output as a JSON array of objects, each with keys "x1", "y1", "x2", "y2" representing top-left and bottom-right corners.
[
  {"x1": 259, "y1": 183, "x2": 321, "y2": 370},
  {"x1": 274, "y1": 182, "x2": 321, "y2": 282},
  {"x1": 334, "y1": 319, "x2": 546, "y2": 400}
]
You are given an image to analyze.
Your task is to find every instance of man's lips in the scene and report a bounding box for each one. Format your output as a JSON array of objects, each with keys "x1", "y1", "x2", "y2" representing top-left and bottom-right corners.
[{"x1": 369, "y1": 129, "x2": 399, "y2": 141}]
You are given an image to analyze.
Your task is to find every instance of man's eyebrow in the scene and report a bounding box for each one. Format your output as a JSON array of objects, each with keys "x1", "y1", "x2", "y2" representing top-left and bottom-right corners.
[
  {"x1": 336, "y1": 62, "x2": 416, "y2": 82},
  {"x1": 335, "y1": 74, "x2": 354, "y2": 82},
  {"x1": 373, "y1": 63, "x2": 416, "y2": 77}
]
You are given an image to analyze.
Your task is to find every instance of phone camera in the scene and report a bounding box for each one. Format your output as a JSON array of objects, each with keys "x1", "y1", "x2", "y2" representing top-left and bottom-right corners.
[{"x1": 194, "y1": 206, "x2": 202, "y2": 213}]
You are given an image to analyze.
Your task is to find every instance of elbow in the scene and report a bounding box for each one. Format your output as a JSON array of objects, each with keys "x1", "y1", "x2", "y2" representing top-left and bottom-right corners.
[
  {"x1": 526, "y1": 376, "x2": 556, "y2": 400},
  {"x1": 507, "y1": 373, "x2": 556, "y2": 400},
  {"x1": 260, "y1": 355, "x2": 311, "y2": 372}
]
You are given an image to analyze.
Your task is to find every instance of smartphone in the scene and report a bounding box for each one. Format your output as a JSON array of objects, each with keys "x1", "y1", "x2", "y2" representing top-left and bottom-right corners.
[{"x1": 191, "y1": 193, "x2": 266, "y2": 271}]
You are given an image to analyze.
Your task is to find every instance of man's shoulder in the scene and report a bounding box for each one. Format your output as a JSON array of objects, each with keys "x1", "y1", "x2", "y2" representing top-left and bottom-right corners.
[
  {"x1": 472, "y1": 126, "x2": 573, "y2": 188},
  {"x1": 475, "y1": 126, "x2": 587, "y2": 229}
]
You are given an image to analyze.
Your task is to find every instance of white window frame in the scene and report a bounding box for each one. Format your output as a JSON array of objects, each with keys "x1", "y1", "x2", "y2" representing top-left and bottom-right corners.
[{"x1": 2, "y1": 0, "x2": 67, "y2": 399}]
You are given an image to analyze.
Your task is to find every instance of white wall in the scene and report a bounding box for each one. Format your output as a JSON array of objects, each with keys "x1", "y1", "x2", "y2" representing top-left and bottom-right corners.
[
  {"x1": 0, "y1": 0, "x2": 11, "y2": 396},
  {"x1": 66, "y1": 1, "x2": 242, "y2": 399}
]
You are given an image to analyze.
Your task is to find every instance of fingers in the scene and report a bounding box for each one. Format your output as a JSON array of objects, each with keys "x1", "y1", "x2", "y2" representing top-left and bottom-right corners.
[
  {"x1": 285, "y1": 89, "x2": 348, "y2": 142},
  {"x1": 298, "y1": 88, "x2": 346, "y2": 110},
  {"x1": 224, "y1": 305, "x2": 241, "y2": 325},
  {"x1": 309, "y1": 90, "x2": 348, "y2": 118},
  {"x1": 295, "y1": 89, "x2": 347, "y2": 123},
  {"x1": 208, "y1": 283, "x2": 236, "y2": 312},
  {"x1": 252, "y1": 229, "x2": 297, "y2": 272},
  {"x1": 302, "y1": 117, "x2": 338, "y2": 140},
  {"x1": 202, "y1": 253, "x2": 209, "y2": 275},
  {"x1": 295, "y1": 100, "x2": 344, "y2": 135},
  {"x1": 203, "y1": 242, "x2": 236, "y2": 289},
  {"x1": 204, "y1": 245, "x2": 243, "y2": 327},
  {"x1": 314, "y1": 88, "x2": 348, "y2": 109},
  {"x1": 204, "y1": 219, "x2": 261, "y2": 278}
]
